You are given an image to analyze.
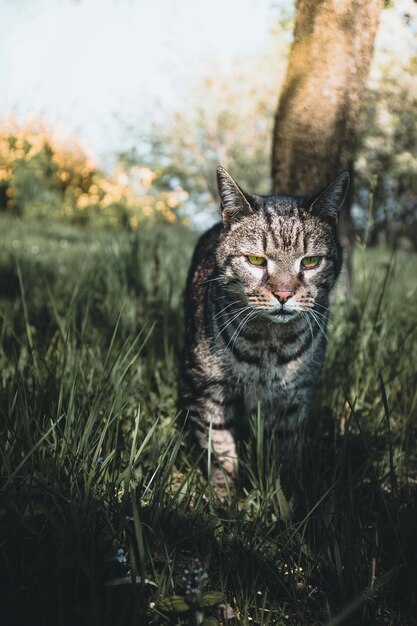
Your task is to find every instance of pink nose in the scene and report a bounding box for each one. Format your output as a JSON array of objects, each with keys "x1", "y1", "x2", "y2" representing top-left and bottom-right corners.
[{"x1": 274, "y1": 290, "x2": 295, "y2": 304}]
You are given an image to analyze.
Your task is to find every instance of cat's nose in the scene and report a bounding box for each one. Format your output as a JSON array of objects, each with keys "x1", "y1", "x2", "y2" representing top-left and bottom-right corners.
[{"x1": 274, "y1": 290, "x2": 295, "y2": 304}]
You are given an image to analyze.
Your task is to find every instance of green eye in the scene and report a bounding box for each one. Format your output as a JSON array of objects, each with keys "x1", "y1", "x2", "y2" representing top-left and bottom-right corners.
[
  {"x1": 301, "y1": 256, "x2": 321, "y2": 269},
  {"x1": 247, "y1": 255, "x2": 267, "y2": 267}
]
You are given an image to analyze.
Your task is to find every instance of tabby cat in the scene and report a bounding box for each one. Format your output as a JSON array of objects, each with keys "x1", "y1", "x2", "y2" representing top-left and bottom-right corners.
[{"x1": 181, "y1": 166, "x2": 349, "y2": 494}]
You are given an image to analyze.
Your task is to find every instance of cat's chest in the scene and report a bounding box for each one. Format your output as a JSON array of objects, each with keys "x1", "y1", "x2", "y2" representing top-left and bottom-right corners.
[
  {"x1": 235, "y1": 350, "x2": 306, "y2": 384},
  {"x1": 244, "y1": 368, "x2": 295, "y2": 407},
  {"x1": 222, "y1": 333, "x2": 321, "y2": 413},
  {"x1": 221, "y1": 323, "x2": 318, "y2": 376}
]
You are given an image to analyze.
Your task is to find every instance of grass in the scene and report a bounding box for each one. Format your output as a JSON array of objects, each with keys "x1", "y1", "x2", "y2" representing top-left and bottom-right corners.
[{"x1": 0, "y1": 214, "x2": 416, "y2": 625}]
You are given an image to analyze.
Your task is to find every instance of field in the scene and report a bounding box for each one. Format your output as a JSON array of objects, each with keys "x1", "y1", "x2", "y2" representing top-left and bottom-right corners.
[{"x1": 1, "y1": 215, "x2": 416, "y2": 625}]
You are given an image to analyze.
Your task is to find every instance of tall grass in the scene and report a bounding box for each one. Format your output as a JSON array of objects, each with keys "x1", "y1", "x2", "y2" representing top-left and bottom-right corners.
[{"x1": 0, "y1": 216, "x2": 416, "y2": 625}]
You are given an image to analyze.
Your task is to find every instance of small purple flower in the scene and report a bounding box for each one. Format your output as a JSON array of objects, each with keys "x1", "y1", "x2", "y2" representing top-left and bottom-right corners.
[
  {"x1": 115, "y1": 548, "x2": 127, "y2": 564},
  {"x1": 181, "y1": 557, "x2": 208, "y2": 596},
  {"x1": 97, "y1": 457, "x2": 104, "y2": 465}
]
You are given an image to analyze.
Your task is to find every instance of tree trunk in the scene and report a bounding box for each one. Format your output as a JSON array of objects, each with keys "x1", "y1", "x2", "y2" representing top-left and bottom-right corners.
[{"x1": 271, "y1": 0, "x2": 382, "y2": 290}]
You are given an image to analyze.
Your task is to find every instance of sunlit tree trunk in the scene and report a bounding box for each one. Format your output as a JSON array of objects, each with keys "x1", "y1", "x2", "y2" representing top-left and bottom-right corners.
[{"x1": 271, "y1": 0, "x2": 382, "y2": 290}]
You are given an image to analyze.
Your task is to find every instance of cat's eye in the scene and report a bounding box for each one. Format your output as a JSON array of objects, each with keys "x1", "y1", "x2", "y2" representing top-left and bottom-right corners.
[
  {"x1": 246, "y1": 255, "x2": 267, "y2": 267},
  {"x1": 301, "y1": 256, "x2": 322, "y2": 269}
]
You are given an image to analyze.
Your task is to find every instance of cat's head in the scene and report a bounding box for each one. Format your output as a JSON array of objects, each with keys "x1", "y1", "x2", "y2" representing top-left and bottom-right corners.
[{"x1": 215, "y1": 166, "x2": 349, "y2": 323}]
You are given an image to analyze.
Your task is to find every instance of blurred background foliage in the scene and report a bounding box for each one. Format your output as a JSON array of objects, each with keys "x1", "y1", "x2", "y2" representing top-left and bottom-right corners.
[
  {"x1": 119, "y1": 4, "x2": 417, "y2": 245},
  {"x1": 0, "y1": 3, "x2": 415, "y2": 245},
  {"x1": 0, "y1": 117, "x2": 188, "y2": 229}
]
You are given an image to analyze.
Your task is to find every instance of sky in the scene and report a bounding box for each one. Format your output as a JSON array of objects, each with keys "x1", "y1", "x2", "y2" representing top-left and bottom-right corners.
[
  {"x1": 1, "y1": 0, "x2": 416, "y2": 169},
  {"x1": 0, "y1": 0, "x2": 279, "y2": 164}
]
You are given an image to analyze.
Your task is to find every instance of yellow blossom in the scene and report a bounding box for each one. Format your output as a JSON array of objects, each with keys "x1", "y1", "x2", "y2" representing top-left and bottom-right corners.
[
  {"x1": 164, "y1": 211, "x2": 177, "y2": 223},
  {"x1": 77, "y1": 194, "x2": 91, "y2": 210},
  {"x1": 129, "y1": 215, "x2": 139, "y2": 230},
  {"x1": 0, "y1": 114, "x2": 186, "y2": 225}
]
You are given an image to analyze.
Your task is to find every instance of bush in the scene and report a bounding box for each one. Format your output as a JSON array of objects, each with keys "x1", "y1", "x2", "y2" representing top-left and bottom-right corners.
[{"x1": 0, "y1": 116, "x2": 188, "y2": 228}]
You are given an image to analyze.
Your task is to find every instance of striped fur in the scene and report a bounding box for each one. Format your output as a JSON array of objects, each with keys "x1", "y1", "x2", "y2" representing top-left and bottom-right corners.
[{"x1": 181, "y1": 166, "x2": 349, "y2": 495}]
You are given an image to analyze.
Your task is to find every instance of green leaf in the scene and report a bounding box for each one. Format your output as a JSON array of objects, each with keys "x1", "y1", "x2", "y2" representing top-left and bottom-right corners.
[
  {"x1": 202, "y1": 618, "x2": 219, "y2": 626},
  {"x1": 158, "y1": 596, "x2": 189, "y2": 613},
  {"x1": 202, "y1": 592, "x2": 226, "y2": 607}
]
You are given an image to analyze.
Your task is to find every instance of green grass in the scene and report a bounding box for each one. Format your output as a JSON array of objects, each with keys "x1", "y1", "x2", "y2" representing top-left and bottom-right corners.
[{"x1": 0, "y1": 215, "x2": 416, "y2": 626}]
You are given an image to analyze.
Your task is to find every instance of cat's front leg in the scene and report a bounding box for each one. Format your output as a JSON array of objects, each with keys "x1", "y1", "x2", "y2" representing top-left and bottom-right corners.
[
  {"x1": 264, "y1": 386, "x2": 314, "y2": 439},
  {"x1": 191, "y1": 402, "x2": 238, "y2": 497}
]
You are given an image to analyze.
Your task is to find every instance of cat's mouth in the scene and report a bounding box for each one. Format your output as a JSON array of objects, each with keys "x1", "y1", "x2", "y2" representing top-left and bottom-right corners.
[{"x1": 269, "y1": 308, "x2": 298, "y2": 323}]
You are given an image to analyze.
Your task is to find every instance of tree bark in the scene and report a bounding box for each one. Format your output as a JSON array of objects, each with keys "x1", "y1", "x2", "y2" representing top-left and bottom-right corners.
[{"x1": 271, "y1": 0, "x2": 382, "y2": 290}]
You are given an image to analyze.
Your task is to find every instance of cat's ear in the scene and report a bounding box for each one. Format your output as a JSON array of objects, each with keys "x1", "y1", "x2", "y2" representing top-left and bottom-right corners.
[
  {"x1": 217, "y1": 166, "x2": 253, "y2": 227},
  {"x1": 309, "y1": 171, "x2": 350, "y2": 221}
]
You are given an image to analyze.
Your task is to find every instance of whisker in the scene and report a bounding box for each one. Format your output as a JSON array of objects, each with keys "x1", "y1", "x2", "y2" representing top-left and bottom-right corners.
[
  {"x1": 213, "y1": 299, "x2": 245, "y2": 320},
  {"x1": 301, "y1": 311, "x2": 315, "y2": 346},
  {"x1": 308, "y1": 310, "x2": 333, "y2": 350},
  {"x1": 214, "y1": 306, "x2": 252, "y2": 342},
  {"x1": 311, "y1": 308, "x2": 333, "y2": 324},
  {"x1": 229, "y1": 308, "x2": 260, "y2": 350},
  {"x1": 314, "y1": 302, "x2": 332, "y2": 313},
  {"x1": 226, "y1": 308, "x2": 255, "y2": 349},
  {"x1": 309, "y1": 309, "x2": 327, "y2": 333},
  {"x1": 203, "y1": 276, "x2": 225, "y2": 285},
  {"x1": 216, "y1": 307, "x2": 250, "y2": 332},
  {"x1": 300, "y1": 303, "x2": 333, "y2": 325}
]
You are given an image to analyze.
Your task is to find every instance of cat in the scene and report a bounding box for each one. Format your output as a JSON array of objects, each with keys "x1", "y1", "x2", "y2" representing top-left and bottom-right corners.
[{"x1": 181, "y1": 166, "x2": 349, "y2": 495}]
